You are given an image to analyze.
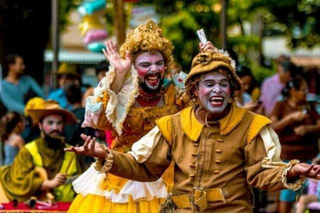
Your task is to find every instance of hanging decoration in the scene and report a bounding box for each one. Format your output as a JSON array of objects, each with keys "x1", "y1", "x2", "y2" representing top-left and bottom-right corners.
[{"x1": 77, "y1": 0, "x2": 108, "y2": 53}]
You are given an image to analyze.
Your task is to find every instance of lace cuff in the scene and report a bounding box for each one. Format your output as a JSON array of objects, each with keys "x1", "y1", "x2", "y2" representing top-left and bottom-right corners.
[
  {"x1": 94, "y1": 144, "x2": 114, "y2": 174},
  {"x1": 281, "y1": 159, "x2": 306, "y2": 191}
]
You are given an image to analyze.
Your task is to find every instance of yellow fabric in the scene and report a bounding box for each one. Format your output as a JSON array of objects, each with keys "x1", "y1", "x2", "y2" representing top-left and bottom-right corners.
[
  {"x1": 155, "y1": 116, "x2": 173, "y2": 143},
  {"x1": 25, "y1": 142, "x2": 78, "y2": 202},
  {"x1": 161, "y1": 162, "x2": 174, "y2": 193},
  {"x1": 68, "y1": 194, "x2": 164, "y2": 213},
  {"x1": 219, "y1": 103, "x2": 246, "y2": 135},
  {"x1": 180, "y1": 106, "x2": 204, "y2": 142},
  {"x1": 101, "y1": 174, "x2": 129, "y2": 194},
  {"x1": 165, "y1": 104, "x2": 247, "y2": 142},
  {"x1": 172, "y1": 188, "x2": 225, "y2": 210},
  {"x1": 251, "y1": 87, "x2": 260, "y2": 102},
  {"x1": 24, "y1": 97, "x2": 46, "y2": 116},
  {"x1": 247, "y1": 114, "x2": 272, "y2": 144}
]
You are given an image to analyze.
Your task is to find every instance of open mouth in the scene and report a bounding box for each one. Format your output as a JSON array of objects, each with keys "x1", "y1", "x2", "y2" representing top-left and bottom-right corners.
[
  {"x1": 209, "y1": 96, "x2": 224, "y2": 106},
  {"x1": 145, "y1": 73, "x2": 160, "y2": 86}
]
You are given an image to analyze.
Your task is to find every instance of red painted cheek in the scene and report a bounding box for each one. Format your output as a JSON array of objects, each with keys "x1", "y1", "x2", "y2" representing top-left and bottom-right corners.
[
  {"x1": 137, "y1": 67, "x2": 148, "y2": 78},
  {"x1": 42, "y1": 124, "x2": 52, "y2": 132},
  {"x1": 199, "y1": 87, "x2": 210, "y2": 96},
  {"x1": 224, "y1": 87, "x2": 231, "y2": 96},
  {"x1": 159, "y1": 66, "x2": 166, "y2": 75}
]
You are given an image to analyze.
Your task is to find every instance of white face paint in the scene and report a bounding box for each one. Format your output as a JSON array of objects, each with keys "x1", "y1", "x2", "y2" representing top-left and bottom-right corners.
[
  {"x1": 196, "y1": 72, "x2": 232, "y2": 116},
  {"x1": 39, "y1": 114, "x2": 64, "y2": 137},
  {"x1": 134, "y1": 51, "x2": 166, "y2": 92}
]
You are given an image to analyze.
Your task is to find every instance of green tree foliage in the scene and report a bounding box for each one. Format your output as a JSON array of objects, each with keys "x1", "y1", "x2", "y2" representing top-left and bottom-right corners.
[
  {"x1": 59, "y1": 0, "x2": 80, "y2": 31},
  {"x1": 136, "y1": 1, "x2": 221, "y2": 70},
  {"x1": 138, "y1": 0, "x2": 318, "y2": 80}
]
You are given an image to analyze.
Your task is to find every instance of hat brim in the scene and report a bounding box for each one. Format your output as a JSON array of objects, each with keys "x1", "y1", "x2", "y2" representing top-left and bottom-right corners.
[{"x1": 28, "y1": 109, "x2": 79, "y2": 124}]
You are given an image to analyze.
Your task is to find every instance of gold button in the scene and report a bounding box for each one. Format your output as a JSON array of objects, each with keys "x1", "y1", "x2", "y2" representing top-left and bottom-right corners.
[
  {"x1": 215, "y1": 160, "x2": 221, "y2": 163},
  {"x1": 214, "y1": 170, "x2": 220, "y2": 174},
  {"x1": 189, "y1": 174, "x2": 195, "y2": 177},
  {"x1": 217, "y1": 139, "x2": 223, "y2": 142},
  {"x1": 215, "y1": 149, "x2": 221, "y2": 153},
  {"x1": 193, "y1": 143, "x2": 199, "y2": 147},
  {"x1": 192, "y1": 153, "x2": 198, "y2": 157}
]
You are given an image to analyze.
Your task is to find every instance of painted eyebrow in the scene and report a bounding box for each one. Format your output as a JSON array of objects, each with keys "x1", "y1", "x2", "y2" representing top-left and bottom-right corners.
[
  {"x1": 203, "y1": 78, "x2": 229, "y2": 83},
  {"x1": 138, "y1": 59, "x2": 164, "y2": 65}
]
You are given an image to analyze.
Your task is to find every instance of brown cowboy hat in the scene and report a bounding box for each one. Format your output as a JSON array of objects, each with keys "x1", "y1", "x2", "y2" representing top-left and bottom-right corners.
[{"x1": 27, "y1": 100, "x2": 78, "y2": 124}]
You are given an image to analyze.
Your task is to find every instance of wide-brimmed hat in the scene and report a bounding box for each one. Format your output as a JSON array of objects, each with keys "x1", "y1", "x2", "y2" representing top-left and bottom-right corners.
[
  {"x1": 56, "y1": 63, "x2": 78, "y2": 77},
  {"x1": 27, "y1": 100, "x2": 78, "y2": 124},
  {"x1": 185, "y1": 51, "x2": 242, "y2": 90},
  {"x1": 24, "y1": 97, "x2": 46, "y2": 117}
]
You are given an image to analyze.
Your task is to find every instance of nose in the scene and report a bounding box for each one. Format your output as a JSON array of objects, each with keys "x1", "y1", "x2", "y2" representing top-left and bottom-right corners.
[
  {"x1": 212, "y1": 85, "x2": 222, "y2": 94},
  {"x1": 52, "y1": 123, "x2": 59, "y2": 130},
  {"x1": 149, "y1": 64, "x2": 159, "y2": 72}
]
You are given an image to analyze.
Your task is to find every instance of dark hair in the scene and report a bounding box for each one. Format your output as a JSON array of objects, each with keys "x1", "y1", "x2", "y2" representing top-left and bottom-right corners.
[
  {"x1": 236, "y1": 66, "x2": 257, "y2": 94},
  {"x1": 65, "y1": 83, "x2": 82, "y2": 104},
  {"x1": 278, "y1": 61, "x2": 302, "y2": 78},
  {"x1": 282, "y1": 76, "x2": 306, "y2": 98},
  {"x1": 95, "y1": 61, "x2": 109, "y2": 75},
  {"x1": 0, "y1": 112, "x2": 23, "y2": 141},
  {"x1": 5, "y1": 54, "x2": 21, "y2": 71}
]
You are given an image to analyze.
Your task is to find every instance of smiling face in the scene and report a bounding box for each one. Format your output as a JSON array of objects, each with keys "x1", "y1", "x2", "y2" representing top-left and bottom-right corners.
[
  {"x1": 134, "y1": 51, "x2": 166, "y2": 93},
  {"x1": 195, "y1": 71, "x2": 232, "y2": 116}
]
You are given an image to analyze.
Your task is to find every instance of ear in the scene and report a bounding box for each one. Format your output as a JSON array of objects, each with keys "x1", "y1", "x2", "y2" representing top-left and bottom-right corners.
[{"x1": 192, "y1": 84, "x2": 199, "y2": 98}]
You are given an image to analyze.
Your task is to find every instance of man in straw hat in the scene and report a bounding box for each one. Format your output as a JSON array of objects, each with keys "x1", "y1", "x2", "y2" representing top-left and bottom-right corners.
[
  {"x1": 0, "y1": 100, "x2": 84, "y2": 203},
  {"x1": 65, "y1": 20, "x2": 215, "y2": 213},
  {"x1": 48, "y1": 63, "x2": 80, "y2": 110},
  {"x1": 67, "y1": 47, "x2": 320, "y2": 212}
]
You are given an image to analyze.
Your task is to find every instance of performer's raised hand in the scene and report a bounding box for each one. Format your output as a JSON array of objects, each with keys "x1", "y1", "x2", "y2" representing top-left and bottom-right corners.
[
  {"x1": 102, "y1": 40, "x2": 131, "y2": 76},
  {"x1": 199, "y1": 41, "x2": 218, "y2": 53},
  {"x1": 288, "y1": 163, "x2": 320, "y2": 179},
  {"x1": 64, "y1": 134, "x2": 108, "y2": 159}
]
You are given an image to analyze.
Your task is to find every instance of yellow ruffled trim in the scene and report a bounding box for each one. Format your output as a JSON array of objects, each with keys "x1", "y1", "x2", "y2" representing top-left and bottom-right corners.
[
  {"x1": 281, "y1": 159, "x2": 306, "y2": 191},
  {"x1": 94, "y1": 144, "x2": 114, "y2": 174}
]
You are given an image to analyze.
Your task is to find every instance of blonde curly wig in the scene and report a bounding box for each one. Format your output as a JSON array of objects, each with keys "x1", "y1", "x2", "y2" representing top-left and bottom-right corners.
[{"x1": 119, "y1": 20, "x2": 174, "y2": 72}]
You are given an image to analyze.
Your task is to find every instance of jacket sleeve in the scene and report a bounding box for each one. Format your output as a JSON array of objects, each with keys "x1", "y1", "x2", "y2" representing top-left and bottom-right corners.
[
  {"x1": 82, "y1": 64, "x2": 139, "y2": 135},
  {"x1": 98, "y1": 126, "x2": 172, "y2": 182},
  {"x1": 245, "y1": 125, "x2": 305, "y2": 191},
  {"x1": 0, "y1": 148, "x2": 44, "y2": 202}
]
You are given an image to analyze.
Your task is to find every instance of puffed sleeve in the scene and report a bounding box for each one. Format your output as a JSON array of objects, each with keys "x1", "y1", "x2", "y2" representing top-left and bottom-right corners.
[{"x1": 82, "y1": 64, "x2": 139, "y2": 134}]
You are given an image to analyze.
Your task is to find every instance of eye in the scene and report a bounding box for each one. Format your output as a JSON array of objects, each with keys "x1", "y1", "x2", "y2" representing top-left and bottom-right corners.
[
  {"x1": 156, "y1": 61, "x2": 164, "y2": 66},
  {"x1": 47, "y1": 121, "x2": 54, "y2": 125},
  {"x1": 220, "y1": 82, "x2": 229, "y2": 87},
  {"x1": 139, "y1": 63, "x2": 150, "y2": 68},
  {"x1": 204, "y1": 82, "x2": 214, "y2": 87}
]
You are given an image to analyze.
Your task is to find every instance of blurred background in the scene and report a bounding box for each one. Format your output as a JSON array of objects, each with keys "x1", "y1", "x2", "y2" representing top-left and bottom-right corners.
[{"x1": 0, "y1": 0, "x2": 319, "y2": 89}]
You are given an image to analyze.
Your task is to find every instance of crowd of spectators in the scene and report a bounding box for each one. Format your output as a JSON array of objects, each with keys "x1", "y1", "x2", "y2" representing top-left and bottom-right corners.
[{"x1": 0, "y1": 53, "x2": 319, "y2": 212}]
